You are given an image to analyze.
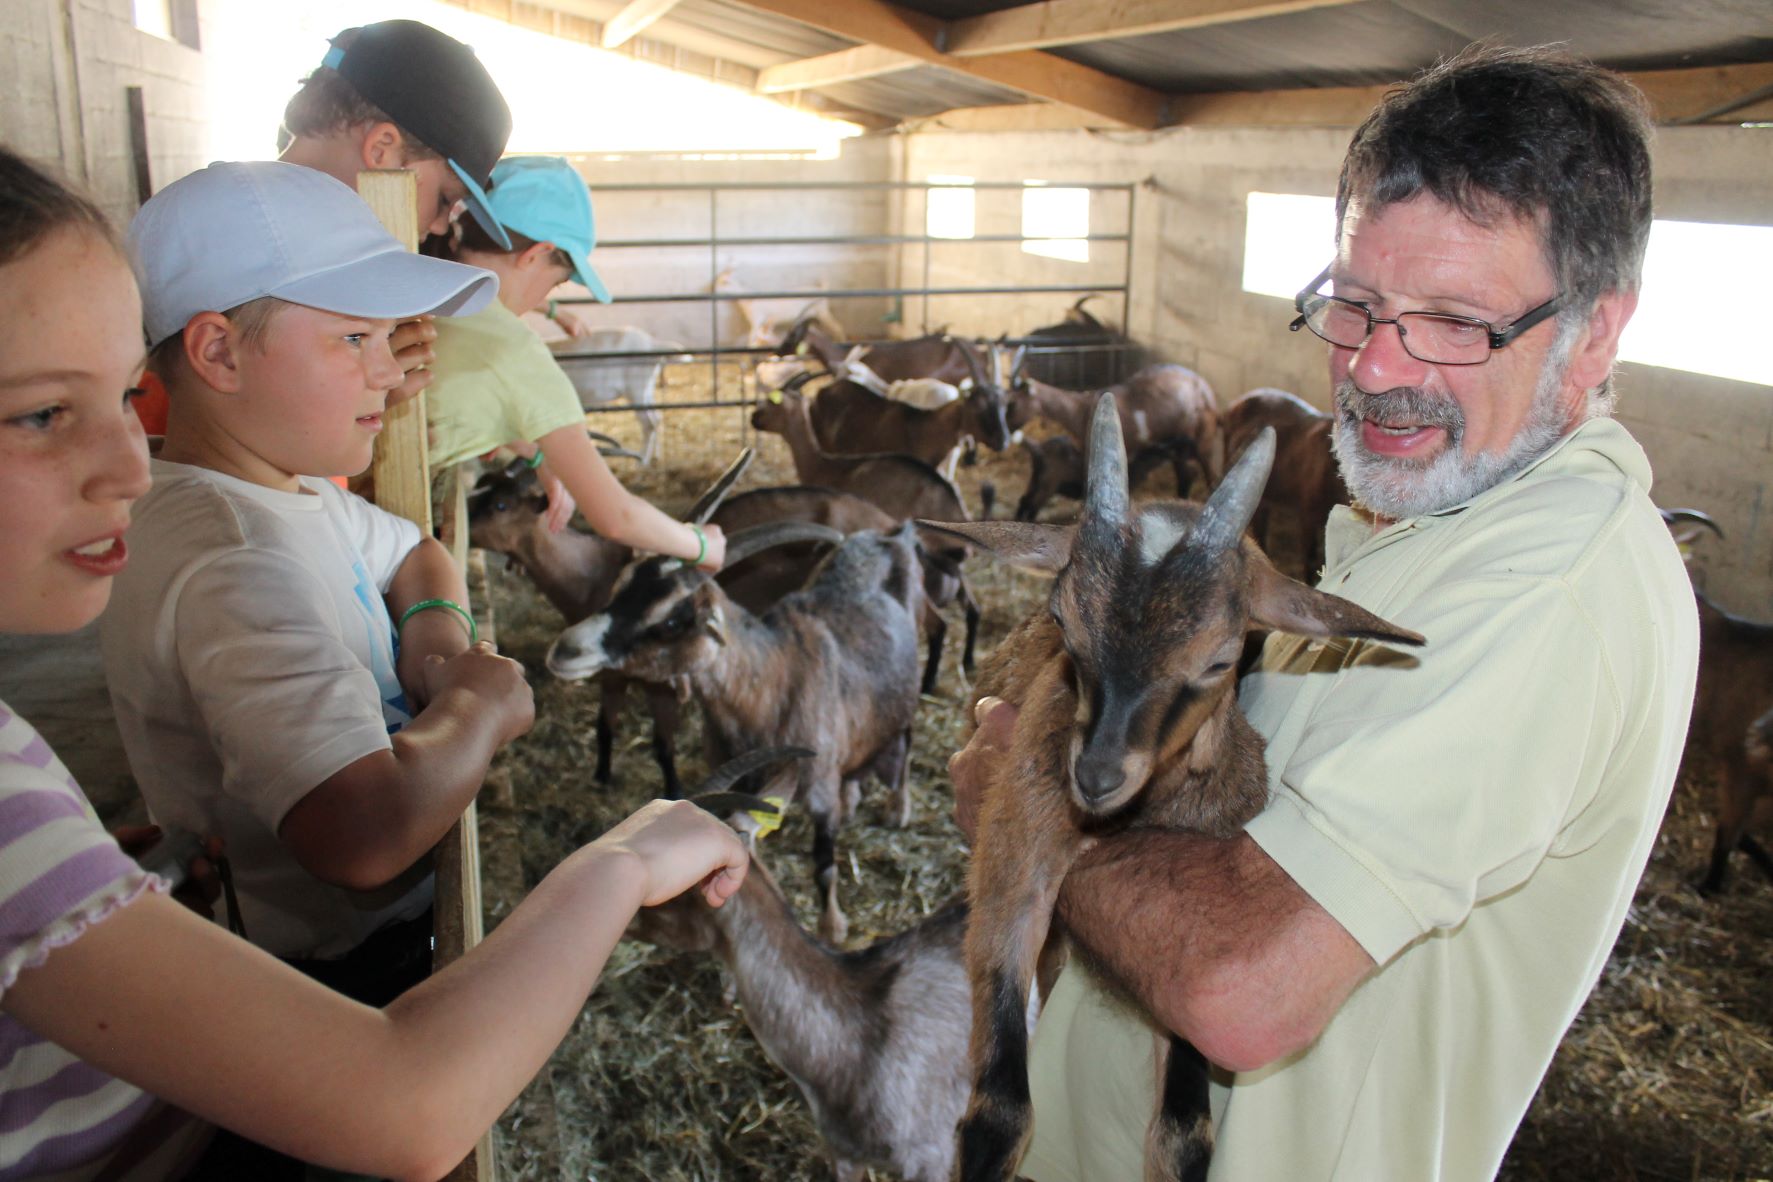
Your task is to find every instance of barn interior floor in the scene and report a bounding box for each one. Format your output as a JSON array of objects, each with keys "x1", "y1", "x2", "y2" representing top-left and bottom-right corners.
[{"x1": 475, "y1": 375, "x2": 1773, "y2": 1181}]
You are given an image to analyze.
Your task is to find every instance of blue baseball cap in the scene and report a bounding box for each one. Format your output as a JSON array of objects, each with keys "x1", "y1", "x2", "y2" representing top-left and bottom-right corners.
[{"x1": 485, "y1": 156, "x2": 612, "y2": 304}]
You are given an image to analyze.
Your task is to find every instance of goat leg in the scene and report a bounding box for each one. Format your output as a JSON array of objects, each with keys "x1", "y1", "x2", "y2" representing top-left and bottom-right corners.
[
  {"x1": 922, "y1": 601, "x2": 948, "y2": 695},
  {"x1": 956, "y1": 812, "x2": 1079, "y2": 1181},
  {"x1": 1144, "y1": 1035, "x2": 1213, "y2": 1182},
  {"x1": 809, "y1": 772, "x2": 849, "y2": 944},
  {"x1": 960, "y1": 577, "x2": 982, "y2": 675},
  {"x1": 642, "y1": 681, "x2": 683, "y2": 799},
  {"x1": 595, "y1": 677, "x2": 622, "y2": 784}
]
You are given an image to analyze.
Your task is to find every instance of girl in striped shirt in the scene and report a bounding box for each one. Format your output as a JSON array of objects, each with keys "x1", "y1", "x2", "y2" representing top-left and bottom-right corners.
[{"x1": 0, "y1": 146, "x2": 750, "y2": 1181}]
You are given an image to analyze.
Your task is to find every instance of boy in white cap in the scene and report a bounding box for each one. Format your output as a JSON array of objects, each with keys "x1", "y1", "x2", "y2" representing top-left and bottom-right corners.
[
  {"x1": 101, "y1": 161, "x2": 534, "y2": 1005},
  {"x1": 428, "y1": 155, "x2": 727, "y2": 566}
]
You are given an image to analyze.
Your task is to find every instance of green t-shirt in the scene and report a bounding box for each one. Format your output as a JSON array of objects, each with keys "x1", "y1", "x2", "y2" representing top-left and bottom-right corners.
[
  {"x1": 425, "y1": 302, "x2": 587, "y2": 471},
  {"x1": 1019, "y1": 417, "x2": 1700, "y2": 1182}
]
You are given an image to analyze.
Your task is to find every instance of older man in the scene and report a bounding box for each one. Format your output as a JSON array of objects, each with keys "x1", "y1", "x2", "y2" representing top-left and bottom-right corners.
[{"x1": 955, "y1": 46, "x2": 1700, "y2": 1182}]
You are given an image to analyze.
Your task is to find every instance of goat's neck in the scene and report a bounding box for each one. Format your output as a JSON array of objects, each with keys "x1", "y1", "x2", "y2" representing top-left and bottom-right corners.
[
  {"x1": 1027, "y1": 379, "x2": 1093, "y2": 442},
  {"x1": 777, "y1": 405, "x2": 842, "y2": 487},
  {"x1": 1139, "y1": 687, "x2": 1269, "y2": 837},
  {"x1": 514, "y1": 527, "x2": 622, "y2": 623},
  {"x1": 684, "y1": 589, "x2": 786, "y2": 741},
  {"x1": 712, "y1": 867, "x2": 868, "y2": 1089}
]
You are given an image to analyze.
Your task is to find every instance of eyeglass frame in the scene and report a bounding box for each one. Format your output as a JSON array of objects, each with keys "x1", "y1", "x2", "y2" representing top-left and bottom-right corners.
[{"x1": 1288, "y1": 266, "x2": 1564, "y2": 365}]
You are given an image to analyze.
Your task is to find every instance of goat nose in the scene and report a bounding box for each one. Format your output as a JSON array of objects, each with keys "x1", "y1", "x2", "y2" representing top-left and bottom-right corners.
[{"x1": 1072, "y1": 754, "x2": 1126, "y2": 803}]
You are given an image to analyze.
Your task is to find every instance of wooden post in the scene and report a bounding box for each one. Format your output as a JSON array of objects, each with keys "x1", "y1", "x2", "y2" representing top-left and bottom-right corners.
[{"x1": 356, "y1": 169, "x2": 496, "y2": 1182}]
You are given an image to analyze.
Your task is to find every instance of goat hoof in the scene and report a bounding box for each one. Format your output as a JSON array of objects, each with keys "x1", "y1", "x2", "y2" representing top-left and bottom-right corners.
[{"x1": 819, "y1": 910, "x2": 849, "y2": 945}]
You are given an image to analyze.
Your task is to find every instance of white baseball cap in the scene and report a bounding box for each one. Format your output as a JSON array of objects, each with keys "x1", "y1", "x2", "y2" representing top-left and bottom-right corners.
[{"x1": 129, "y1": 160, "x2": 499, "y2": 348}]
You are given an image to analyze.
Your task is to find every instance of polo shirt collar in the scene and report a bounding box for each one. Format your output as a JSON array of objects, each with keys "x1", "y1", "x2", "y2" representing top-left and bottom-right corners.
[{"x1": 1323, "y1": 417, "x2": 1652, "y2": 570}]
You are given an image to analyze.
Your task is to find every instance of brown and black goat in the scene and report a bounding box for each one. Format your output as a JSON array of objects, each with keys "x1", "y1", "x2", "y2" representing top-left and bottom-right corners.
[
  {"x1": 922, "y1": 396, "x2": 1422, "y2": 1182},
  {"x1": 1659, "y1": 509, "x2": 1773, "y2": 893},
  {"x1": 1008, "y1": 362, "x2": 1225, "y2": 496},
  {"x1": 633, "y1": 747, "x2": 994, "y2": 1182},
  {"x1": 713, "y1": 485, "x2": 979, "y2": 694},
  {"x1": 466, "y1": 451, "x2": 753, "y2": 797},
  {"x1": 1220, "y1": 388, "x2": 1348, "y2": 579},
  {"x1": 547, "y1": 520, "x2": 927, "y2": 943},
  {"x1": 1012, "y1": 435, "x2": 1085, "y2": 523}
]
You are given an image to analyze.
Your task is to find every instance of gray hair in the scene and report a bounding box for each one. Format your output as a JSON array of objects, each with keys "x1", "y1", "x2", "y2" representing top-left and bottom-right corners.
[{"x1": 1336, "y1": 44, "x2": 1654, "y2": 318}]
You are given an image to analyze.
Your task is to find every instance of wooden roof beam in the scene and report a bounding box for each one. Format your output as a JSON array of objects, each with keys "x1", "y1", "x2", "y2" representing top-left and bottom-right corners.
[
  {"x1": 602, "y1": 0, "x2": 689, "y2": 49},
  {"x1": 943, "y1": 0, "x2": 1365, "y2": 57},
  {"x1": 729, "y1": 0, "x2": 1169, "y2": 128},
  {"x1": 758, "y1": 44, "x2": 923, "y2": 93}
]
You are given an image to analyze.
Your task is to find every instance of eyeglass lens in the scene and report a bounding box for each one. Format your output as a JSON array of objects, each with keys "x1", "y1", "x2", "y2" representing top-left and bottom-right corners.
[{"x1": 1306, "y1": 301, "x2": 1492, "y2": 365}]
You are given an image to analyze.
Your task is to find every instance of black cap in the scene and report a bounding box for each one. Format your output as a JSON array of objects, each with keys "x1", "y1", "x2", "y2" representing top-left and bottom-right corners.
[{"x1": 322, "y1": 20, "x2": 514, "y2": 248}]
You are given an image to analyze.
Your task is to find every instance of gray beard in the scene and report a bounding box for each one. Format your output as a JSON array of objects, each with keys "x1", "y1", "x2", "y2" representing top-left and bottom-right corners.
[{"x1": 1330, "y1": 346, "x2": 1574, "y2": 520}]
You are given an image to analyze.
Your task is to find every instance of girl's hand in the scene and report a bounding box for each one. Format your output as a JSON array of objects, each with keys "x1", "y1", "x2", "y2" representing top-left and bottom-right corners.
[
  {"x1": 540, "y1": 470, "x2": 576, "y2": 533},
  {"x1": 553, "y1": 306, "x2": 593, "y2": 339},
  {"x1": 595, "y1": 799, "x2": 749, "y2": 907},
  {"x1": 695, "y1": 523, "x2": 726, "y2": 572}
]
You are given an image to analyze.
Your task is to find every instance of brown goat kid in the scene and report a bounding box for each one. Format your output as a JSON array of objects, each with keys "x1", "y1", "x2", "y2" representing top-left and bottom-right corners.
[
  {"x1": 780, "y1": 317, "x2": 987, "y2": 387},
  {"x1": 632, "y1": 748, "x2": 985, "y2": 1182},
  {"x1": 1220, "y1": 388, "x2": 1348, "y2": 579},
  {"x1": 810, "y1": 360, "x2": 1011, "y2": 471},
  {"x1": 923, "y1": 397, "x2": 1422, "y2": 1182}
]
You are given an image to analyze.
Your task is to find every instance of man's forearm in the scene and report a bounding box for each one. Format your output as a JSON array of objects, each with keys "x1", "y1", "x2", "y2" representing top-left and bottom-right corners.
[{"x1": 1056, "y1": 829, "x2": 1372, "y2": 1072}]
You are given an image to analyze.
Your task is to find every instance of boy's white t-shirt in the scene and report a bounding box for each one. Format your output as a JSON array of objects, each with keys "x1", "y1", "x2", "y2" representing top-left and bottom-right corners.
[{"x1": 101, "y1": 460, "x2": 432, "y2": 959}]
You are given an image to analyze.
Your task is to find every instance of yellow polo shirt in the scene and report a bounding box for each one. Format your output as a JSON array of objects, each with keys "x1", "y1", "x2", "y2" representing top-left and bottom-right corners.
[
  {"x1": 1020, "y1": 417, "x2": 1699, "y2": 1182},
  {"x1": 425, "y1": 301, "x2": 586, "y2": 471}
]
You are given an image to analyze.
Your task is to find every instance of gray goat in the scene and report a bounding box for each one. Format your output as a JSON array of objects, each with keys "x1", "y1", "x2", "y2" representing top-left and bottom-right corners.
[
  {"x1": 633, "y1": 748, "x2": 986, "y2": 1182},
  {"x1": 546, "y1": 521, "x2": 926, "y2": 943}
]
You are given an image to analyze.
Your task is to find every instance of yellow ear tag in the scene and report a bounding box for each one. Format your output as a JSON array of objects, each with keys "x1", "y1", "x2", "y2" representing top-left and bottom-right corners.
[
  {"x1": 795, "y1": 341, "x2": 811, "y2": 357},
  {"x1": 768, "y1": 389, "x2": 784, "y2": 404},
  {"x1": 748, "y1": 795, "x2": 788, "y2": 840}
]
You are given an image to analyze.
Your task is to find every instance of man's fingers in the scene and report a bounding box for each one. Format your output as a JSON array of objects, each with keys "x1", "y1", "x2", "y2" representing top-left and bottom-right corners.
[{"x1": 974, "y1": 697, "x2": 1018, "y2": 746}]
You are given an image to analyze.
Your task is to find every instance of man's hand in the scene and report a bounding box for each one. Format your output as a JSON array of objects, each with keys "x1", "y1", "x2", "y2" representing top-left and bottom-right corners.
[
  {"x1": 113, "y1": 824, "x2": 224, "y2": 918},
  {"x1": 419, "y1": 641, "x2": 536, "y2": 745},
  {"x1": 948, "y1": 696, "x2": 1017, "y2": 842},
  {"x1": 388, "y1": 316, "x2": 438, "y2": 410}
]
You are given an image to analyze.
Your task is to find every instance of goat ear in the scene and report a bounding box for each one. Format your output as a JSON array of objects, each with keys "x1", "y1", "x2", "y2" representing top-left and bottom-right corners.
[
  {"x1": 1245, "y1": 548, "x2": 1424, "y2": 648},
  {"x1": 917, "y1": 519, "x2": 1072, "y2": 573},
  {"x1": 705, "y1": 602, "x2": 727, "y2": 647}
]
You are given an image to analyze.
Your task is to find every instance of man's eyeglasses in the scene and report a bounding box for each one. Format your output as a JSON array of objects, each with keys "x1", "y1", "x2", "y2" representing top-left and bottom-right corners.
[{"x1": 1289, "y1": 267, "x2": 1563, "y2": 366}]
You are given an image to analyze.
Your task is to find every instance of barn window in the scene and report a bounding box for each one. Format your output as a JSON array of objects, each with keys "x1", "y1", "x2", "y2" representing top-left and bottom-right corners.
[
  {"x1": 926, "y1": 176, "x2": 976, "y2": 240},
  {"x1": 1241, "y1": 192, "x2": 1337, "y2": 299},
  {"x1": 1243, "y1": 192, "x2": 1773, "y2": 389},
  {"x1": 1619, "y1": 219, "x2": 1772, "y2": 386},
  {"x1": 133, "y1": 0, "x2": 174, "y2": 40},
  {"x1": 1022, "y1": 182, "x2": 1090, "y2": 263}
]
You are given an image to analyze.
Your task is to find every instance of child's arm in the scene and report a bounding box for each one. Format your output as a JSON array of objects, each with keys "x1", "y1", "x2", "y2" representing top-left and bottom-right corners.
[
  {"x1": 535, "y1": 422, "x2": 726, "y2": 571},
  {"x1": 386, "y1": 535, "x2": 476, "y2": 709},
  {"x1": 3, "y1": 800, "x2": 746, "y2": 1182},
  {"x1": 278, "y1": 640, "x2": 532, "y2": 892}
]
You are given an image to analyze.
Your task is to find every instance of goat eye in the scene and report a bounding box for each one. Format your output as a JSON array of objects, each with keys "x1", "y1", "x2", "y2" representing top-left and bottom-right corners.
[{"x1": 1205, "y1": 661, "x2": 1234, "y2": 676}]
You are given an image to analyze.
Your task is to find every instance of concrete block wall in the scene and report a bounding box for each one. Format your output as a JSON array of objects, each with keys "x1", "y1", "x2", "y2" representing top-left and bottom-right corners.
[
  {"x1": 0, "y1": 0, "x2": 208, "y2": 228},
  {"x1": 558, "y1": 135, "x2": 905, "y2": 349},
  {"x1": 900, "y1": 122, "x2": 1773, "y2": 614}
]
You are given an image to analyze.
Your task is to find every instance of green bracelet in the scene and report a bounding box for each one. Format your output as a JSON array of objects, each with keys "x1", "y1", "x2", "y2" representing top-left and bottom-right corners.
[
  {"x1": 399, "y1": 598, "x2": 477, "y2": 645},
  {"x1": 526, "y1": 448, "x2": 545, "y2": 470},
  {"x1": 689, "y1": 524, "x2": 707, "y2": 566},
  {"x1": 547, "y1": 299, "x2": 559, "y2": 320}
]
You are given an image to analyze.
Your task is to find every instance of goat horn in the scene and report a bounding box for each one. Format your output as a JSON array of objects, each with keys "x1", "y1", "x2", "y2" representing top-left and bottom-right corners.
[
  {"x1": 956, "y1": 339, "x2": 988, "y2": 390},
  {"x1": 693, "y1": 746, "x2": 815, "y2": 800},
  {"x1": 1196, "y1": 425, "x2": 1276, "y2": 553},
  {"x1": 1658, "y1": 507, "x2": 1724, "y2": 539},
  {"x1": 598, "y1": 445, "x2": 644, "y2": 462},
  {"x1": 587, "y1": 429, "x2": 625, "y2": 449},
  {"x1": 1082, "y1": 392, "x2": 1129, "y2": 529},
  {"x1": 722, "y1": 521, "x2": 843, "y2": 568},
  {"x1": 685, "y1": 448, "x2": 756, "y2": 525}
]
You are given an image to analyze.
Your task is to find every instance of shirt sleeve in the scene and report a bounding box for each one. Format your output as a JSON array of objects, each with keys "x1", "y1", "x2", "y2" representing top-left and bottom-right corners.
[
  {"x1": 324, "y1": 484, "x2": 423, "y2": 593},
  {"x1": 1244, "y1": 574, "x2": 1624, "y2": 966},
  {"x1": 496, "y1": 355, "x2": 588, "y2": 445},
  {"x1": 173, "y1": 549, "x2": 395, "y2": 833},
  {"x1": 0, "y1": 740, "x2": 161, "y2": 998}
]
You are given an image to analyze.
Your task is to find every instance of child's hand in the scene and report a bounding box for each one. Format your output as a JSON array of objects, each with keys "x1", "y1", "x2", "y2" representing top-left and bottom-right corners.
[
  {"x1": 420, "y1": 642, "x2": 535, "y2": 743},
  {"x1": 553, "y1": 306, "x2": 593, "y2": 339},
  {"x1": 696, "y1": 523, "x2": 727, "y2": 572},
  {"x1": 595, "y1": 799, "x2": 749, "y2": 907},
  {"x1": 540, "y1": 472, "x2": 576, "y2": 533},
  {"x1": 388, "y1": 316, "x2": 438, "y2": 409}
]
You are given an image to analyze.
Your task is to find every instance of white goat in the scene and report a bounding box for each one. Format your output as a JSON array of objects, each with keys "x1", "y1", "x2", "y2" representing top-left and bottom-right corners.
[{"x1": 551, "y1": 327, "x2": 690, "y2": 466}]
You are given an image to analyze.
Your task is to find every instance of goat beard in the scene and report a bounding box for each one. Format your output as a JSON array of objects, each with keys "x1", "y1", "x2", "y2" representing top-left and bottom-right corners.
[{"x1": 1330, "y1": 334, "x2": 1577, "y2": 521}]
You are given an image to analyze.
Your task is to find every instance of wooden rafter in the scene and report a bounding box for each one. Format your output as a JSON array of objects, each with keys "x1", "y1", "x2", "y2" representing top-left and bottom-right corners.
[
  {"x1": 758, "y1": 44, "x2": 922, "y2": 93},
  {"x1": 944, "y1": 0, "x2": 1364, "y2": 57},
  {"x1": 601, "y1": 0, "x2": 688, "y2": 48},
  {"x1": 728, "y1": 0, "x2": 1169, "y2": 128}
]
